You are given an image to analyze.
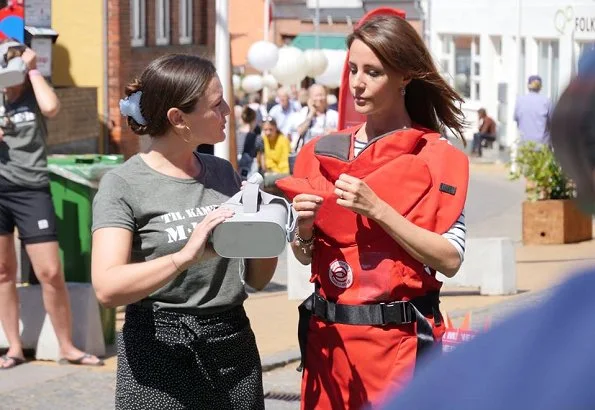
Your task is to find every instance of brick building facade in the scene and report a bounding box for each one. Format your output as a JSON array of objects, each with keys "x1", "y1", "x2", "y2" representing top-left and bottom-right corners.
[{"x1": 106, "y1": 0, "x2": 216, "y2": 157}]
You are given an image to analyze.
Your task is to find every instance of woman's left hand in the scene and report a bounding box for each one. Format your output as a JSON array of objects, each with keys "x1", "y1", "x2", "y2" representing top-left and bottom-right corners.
[{"x1": 334, "y1": 173, "x2": 386, "y2": 220}]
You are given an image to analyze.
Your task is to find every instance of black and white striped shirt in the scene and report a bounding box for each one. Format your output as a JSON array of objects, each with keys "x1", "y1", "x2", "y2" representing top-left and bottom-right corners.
[{"x1": 353, "y1": 138, "x2": 466, "y2": 263}]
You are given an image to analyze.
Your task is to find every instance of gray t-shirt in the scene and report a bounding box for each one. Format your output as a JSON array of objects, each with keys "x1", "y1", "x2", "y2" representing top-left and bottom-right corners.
[
  {"x1": 0, "y1": 90, "x2": 49, "y2": 187},
  {"x1": 92, "y1": 153, "x2": 246, "y2": 314}
]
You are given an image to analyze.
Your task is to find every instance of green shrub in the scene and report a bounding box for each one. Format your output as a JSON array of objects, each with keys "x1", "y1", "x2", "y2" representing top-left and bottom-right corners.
[{"x1": 509, "y1": 141, "x2": 575, "y2": 201}]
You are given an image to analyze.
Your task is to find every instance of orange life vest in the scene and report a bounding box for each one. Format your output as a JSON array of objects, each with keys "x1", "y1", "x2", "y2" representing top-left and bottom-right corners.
[
  {"x1": 276, "y1": 126, "x2": 469, "y2": 409},
  {"x1": 277, "y1": 126, "x2": 468, "y2": 300}
]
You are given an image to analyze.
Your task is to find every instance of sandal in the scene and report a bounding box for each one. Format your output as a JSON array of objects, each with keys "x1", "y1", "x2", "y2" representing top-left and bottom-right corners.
[
  {"x1": 0, "y1": 354, "x2": 26, "y2": 370},
  {"x1": 57, "y1": 353, "x2": 104, "y2": 367}
]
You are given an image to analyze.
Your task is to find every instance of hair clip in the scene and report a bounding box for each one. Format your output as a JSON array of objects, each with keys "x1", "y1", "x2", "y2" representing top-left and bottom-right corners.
[{"x1": 119, "y1": 91, "x2": 147, "y2": 125}]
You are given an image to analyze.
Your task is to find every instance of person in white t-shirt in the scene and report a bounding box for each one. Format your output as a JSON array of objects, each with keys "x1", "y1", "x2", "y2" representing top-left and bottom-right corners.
[
  {"x1": 267, "y1": 87, "x2": 301, "y2": 136},
  {"x1": 293, "y1": 84, "x2": 338, "y2": 150}
]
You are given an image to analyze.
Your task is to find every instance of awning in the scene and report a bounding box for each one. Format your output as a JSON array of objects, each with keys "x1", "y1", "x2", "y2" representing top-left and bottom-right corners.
[
  {"x1": 291, "y1": 33, "x2": 347, "y2": 51},
  {"x1": 25, "y1": 26, "x2": 59, "y2": 37},
  {"x1": 25, "y1": 26, "x2": 59, "y2": 43}
]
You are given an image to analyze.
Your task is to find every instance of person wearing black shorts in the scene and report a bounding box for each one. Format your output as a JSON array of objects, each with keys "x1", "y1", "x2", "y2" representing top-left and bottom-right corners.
[{"x1": 0, "y1": 43, "x2": 103, "y2": 369}]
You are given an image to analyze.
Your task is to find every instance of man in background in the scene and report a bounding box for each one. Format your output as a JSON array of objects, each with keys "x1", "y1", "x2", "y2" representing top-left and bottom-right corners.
[
  {"x1": 267, "y1": 87, "x2": 300, "y2": 136},
  {"x1": 514, "y1": 75, "x2": 552, "y2": 144},
  {"x1": 292, "y1": 84, "x2": 338, "y2": 151},
  {"x1": 471, "y1": 108, "x2": 497, "y2": 157}
]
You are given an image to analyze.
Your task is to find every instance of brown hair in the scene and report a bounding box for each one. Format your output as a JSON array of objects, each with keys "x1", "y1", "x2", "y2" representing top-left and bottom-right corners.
[
  {"x1": 241, "y1": 106, "x2": 256, "y2": 124},
  {"x1": 347, "y1": 15, "x2": 466, "y2": 141},
  {"x1": 262, "y1": 117, "x2": 281, "y2": 137},
  {"x1": 5, "y1": 46, "x2": 23, "y2": 62},
  {"x1": 124, "y1": 54, "x2": 217, "y2": 136}
]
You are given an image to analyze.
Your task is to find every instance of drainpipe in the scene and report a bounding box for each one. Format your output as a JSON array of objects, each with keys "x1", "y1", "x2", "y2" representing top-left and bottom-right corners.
[
  {"x1": 263, "y1": 0, "x2": 271, "y2": 106},
  {"x1": 510, "y1": 0, "x2": 522, "y2": 172},
  {"x1": 315, "y1": 0, "x2": 320, "y2": 49},
  {"x1": 424, "y1": 0, "x2": 431, "y2": 49},
  {"x1": 214, "y1": 0, "x2": 231, "y2": 160},
  {"x1": 102, "y1": 0, "x2": 109, "y2": 154}
]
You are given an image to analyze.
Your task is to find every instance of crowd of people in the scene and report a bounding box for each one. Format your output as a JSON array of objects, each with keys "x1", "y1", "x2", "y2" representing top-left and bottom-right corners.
[{"x1": 234, "y1": 83, "x2": 339, "y2": 188}]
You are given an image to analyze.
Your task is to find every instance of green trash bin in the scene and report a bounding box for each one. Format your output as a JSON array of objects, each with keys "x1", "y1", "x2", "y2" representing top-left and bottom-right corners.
[{"x1": 47, "y1": 154, "x2": 124, "y2": 345}]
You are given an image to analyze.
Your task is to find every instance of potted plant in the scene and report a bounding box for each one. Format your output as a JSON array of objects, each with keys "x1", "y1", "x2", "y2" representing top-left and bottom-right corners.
[{"x1": 510, "y1": 141, "x2": 592, "y2": 245}]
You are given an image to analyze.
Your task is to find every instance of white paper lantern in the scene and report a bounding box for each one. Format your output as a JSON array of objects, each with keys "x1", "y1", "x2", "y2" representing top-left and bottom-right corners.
[
  {"x1": 262, "y1": 74, "x2": 279, "y2": 90},
  {"x1": 241, "y1": 74, "x2": 264, "y2": 93},
  {"x1": 232, "y1": 74, "x2": 241, "y2": 92},
  {"x1": 270, "y1": 46, "x2": 308, "y2": 86},
  {"x1": 314, "y1": 49, "x2": 347, "y2": 88},
  {"x1": 304, "y1": 49, "x2": 329, "y2": 78},
  {"x1": 247, "y1": 41, "x2": 280, "y2": 72}
]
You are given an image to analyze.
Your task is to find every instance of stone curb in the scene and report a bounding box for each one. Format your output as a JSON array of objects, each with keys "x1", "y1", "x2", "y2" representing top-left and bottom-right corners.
[{"x1": 261, "y1": 349, "x2": 301, "y2": 372}]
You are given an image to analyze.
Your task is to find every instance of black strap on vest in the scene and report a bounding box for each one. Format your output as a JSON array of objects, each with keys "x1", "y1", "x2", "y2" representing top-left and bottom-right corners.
[{"x1": 296, "y1": 291, "x2": 442, "y2": 372}]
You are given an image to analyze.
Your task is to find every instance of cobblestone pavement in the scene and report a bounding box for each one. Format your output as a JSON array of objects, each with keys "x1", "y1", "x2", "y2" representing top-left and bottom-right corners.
[
  {"x1": 0, "y1": 285, "x2": 556, "y2": 410},
  {"x1": 0, "y1": 367, "x2": 115, "y2": 410}
]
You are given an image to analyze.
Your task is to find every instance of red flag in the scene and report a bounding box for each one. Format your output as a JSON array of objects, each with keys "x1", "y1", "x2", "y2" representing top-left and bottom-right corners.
[{"x1": 269, "y1": 2, "x2": 273, "y2": 27}]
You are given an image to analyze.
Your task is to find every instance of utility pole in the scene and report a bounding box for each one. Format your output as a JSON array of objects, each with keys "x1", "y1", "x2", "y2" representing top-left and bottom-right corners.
[
  {"x1": 315, "y1": 0, "x2": 320, "y2": 49},
  {"x1": 263, "y1": 0, "x2": 271, "y2": 104},
  {"x1": 510, "y1": 0, "x2": 522, "y2": 173},
  {"x1": 214, "y1": 0, "x2": 231, "y2": 160}
]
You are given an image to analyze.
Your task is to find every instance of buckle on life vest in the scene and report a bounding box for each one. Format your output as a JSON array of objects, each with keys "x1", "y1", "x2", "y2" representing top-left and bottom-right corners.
[
  {"x1": 312, "y1": 293, "x2": 416, "y2": 326},
  {"x1": 296, "y1": 292, "x2": 441, "y2": 372},
  {"x1": 380, "y1": 301, "x2": 413, "y2": 325}
]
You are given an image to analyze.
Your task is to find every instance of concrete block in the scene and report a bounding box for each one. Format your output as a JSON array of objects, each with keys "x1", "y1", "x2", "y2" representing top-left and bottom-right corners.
[
  {"x1": 286, "y1": 243, "x2": 314, "y2": 300},
  {"x1": 0, "y1": 283, "x2": 106, "y2": 361},
  {"x1": 439, "y1": 237, "x2": 517, "y2": 296}
]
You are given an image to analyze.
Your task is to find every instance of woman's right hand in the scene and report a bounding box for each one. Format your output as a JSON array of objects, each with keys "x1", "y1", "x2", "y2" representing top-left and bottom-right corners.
[
  {"x1": 293, "y1": 194, "x2": 323, "y2": 236},
  {"x1": 175, "y1": 207, "x2": 235, "y2": 268},
  {"x1": 22, "y1": 47, "x2": 38, "y2": 70}
]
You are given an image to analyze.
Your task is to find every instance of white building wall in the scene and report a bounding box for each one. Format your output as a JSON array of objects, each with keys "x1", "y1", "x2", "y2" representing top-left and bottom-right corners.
[{"x1": 429, "y1": 0, "x2": 595, "y2": 146}]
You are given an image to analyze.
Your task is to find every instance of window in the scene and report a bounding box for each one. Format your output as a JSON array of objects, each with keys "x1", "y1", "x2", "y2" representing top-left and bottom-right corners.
[
  {"x1": 451, "y1": 36, "x2": 480, "y2": 100},
  {"x1": 575, "y1": 41, "x2": 595, "y2": 74},
  {"x1": 439, "y1": 35, "x2": 480, "y2": 101},
  {"x1": 307, "y1": 0, "x2": 362, "y2": 7},
  {"x1": 179, "y1": 0, "x2": 192, "y2": 45},
  {"x1": 439, "y1": 35, "x2": 453, "y2": 79},
  {"x1": 156, "y1": 0, "x2": 171, "y2": 46},
  {"x1": 131, "y1": 0, "x2": 146, "y2": 47},
  {"x1": 537, "y1": 39, "x2": 560, "y2": 101}
]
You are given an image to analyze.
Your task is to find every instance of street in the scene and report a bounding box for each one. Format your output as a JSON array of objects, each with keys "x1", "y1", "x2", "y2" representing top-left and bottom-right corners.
[{"x1": 0, "y1": 165, "x2": 542, "y2": 410}]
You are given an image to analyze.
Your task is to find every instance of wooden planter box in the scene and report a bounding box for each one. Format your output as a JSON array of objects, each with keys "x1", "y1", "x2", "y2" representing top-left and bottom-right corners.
[{"x1": 523, "y1": 199, "x2": 593, "y2": 245}]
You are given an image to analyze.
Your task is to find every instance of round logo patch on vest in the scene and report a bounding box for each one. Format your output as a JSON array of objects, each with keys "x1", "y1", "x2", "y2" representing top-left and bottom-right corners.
[{"x1": 328, "y1": 260, "x2": 353, "y2": 289}]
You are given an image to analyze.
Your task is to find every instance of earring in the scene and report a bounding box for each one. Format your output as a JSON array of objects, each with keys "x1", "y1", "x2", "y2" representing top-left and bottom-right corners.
[{"x1": 400, "y1": 87, "x2": 406, "y2": 96}]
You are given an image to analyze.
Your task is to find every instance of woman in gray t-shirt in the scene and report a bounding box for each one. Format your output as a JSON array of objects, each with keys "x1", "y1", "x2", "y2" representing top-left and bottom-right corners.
[
  {"x1": 91, "y1": 54, "x2": 277, "y2": 409},
  {"x1": 0, "y1": 43, "x2": 103, "y2": 370}
]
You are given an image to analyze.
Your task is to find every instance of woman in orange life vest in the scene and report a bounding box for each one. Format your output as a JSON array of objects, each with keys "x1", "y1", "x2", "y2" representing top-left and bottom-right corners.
[{"x1": 275, "y1": 14, "x2": 469, "y2": 410}]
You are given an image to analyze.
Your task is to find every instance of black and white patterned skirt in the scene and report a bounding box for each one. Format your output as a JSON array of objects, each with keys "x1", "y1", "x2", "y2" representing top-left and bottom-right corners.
[{"x1": 115, "y1": 304, "x2": 264, "y2": 410}]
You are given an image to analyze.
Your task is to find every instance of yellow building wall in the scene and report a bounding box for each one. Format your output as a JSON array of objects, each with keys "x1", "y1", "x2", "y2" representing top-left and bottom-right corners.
[{"x1": 51, "y1": 0, "x2": 105, "y2": 118}]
